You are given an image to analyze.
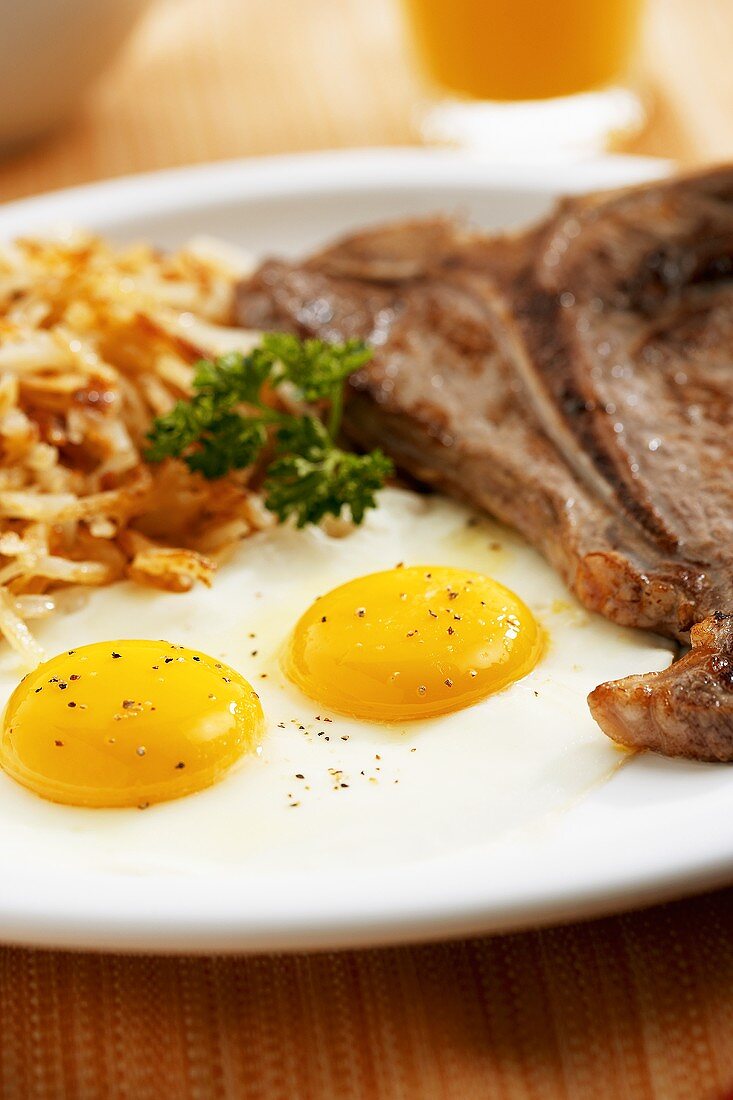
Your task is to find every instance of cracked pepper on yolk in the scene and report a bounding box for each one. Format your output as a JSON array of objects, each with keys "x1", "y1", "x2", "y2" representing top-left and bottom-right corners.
[
  {"x1": 0, "y1": 640, "x2": 263, "y2": 807},
  {"x1": 284, "y1": 566, "x2": 543, "y2": 720}
]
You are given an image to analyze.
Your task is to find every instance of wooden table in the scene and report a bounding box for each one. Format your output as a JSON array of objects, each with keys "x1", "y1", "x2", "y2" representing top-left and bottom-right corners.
[{"x1": 1, "y1": 1, "x2": 732, "y2": 1097}]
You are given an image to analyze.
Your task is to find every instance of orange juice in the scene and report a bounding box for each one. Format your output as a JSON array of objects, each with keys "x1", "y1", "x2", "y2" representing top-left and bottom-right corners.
[{"x1": 402, "y1": 0, "x2": 643, "y2": 102}]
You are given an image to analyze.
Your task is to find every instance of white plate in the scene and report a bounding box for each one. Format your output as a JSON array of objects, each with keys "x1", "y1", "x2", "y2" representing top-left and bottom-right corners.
[{"x1": 2, "y1": 148, "x2": 730, "y2": 956}]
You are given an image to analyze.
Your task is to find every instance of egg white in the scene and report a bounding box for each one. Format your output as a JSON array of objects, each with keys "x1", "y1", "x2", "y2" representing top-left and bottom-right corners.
[{"x1": 0, "y1": 489, "x2": 673, "y2": 877}]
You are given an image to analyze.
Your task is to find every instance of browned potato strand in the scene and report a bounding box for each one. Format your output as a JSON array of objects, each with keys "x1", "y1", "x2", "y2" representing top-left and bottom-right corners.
[{"x1": 0, "y1": 233, "x2": 268, "y2": 663}]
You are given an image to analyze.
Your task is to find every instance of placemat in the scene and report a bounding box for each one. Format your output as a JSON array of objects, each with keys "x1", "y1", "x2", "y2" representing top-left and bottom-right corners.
[{"x1": 2, "y1": 887, "x2": 732, "y2": 1099}]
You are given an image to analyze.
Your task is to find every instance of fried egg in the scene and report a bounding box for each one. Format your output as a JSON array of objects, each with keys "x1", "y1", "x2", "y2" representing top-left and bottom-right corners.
[
  {"x1": 0, "y1": 489, "x2": 673, "y2": 876},
  {"x1": 285, "y1": 567, "x2": 543, "y2": 720},
  {"x1": 1, "y1": 641, "x2": 263, "y2": 807}
]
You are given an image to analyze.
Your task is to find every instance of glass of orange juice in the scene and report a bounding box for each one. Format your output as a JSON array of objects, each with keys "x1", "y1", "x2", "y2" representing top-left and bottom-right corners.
[{"x1": 401, "y1": 0, "x2": 645, "y2": 159}]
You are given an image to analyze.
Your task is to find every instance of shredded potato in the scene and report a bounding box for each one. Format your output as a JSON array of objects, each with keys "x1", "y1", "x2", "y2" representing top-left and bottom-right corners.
[{"x1": 0, "y1": 231, "x2": 268, "y2": 664}]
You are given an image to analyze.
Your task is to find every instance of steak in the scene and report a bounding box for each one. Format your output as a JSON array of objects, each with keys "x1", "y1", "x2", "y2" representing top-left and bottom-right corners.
[
  {"x1": 589, "y1": 613, "x2": 733, "y2": 762},
  {"x1": 235, "y1": 168, "x2": 733, "y2": 761}
]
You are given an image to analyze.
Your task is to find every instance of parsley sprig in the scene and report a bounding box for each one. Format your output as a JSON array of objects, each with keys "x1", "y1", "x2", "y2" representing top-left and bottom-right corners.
[{"x1": 145, "y1": 334, "x2": 392, "y2": 527}]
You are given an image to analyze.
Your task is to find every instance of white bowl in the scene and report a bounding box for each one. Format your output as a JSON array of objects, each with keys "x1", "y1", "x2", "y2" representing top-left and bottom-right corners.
[{"x1": 0, "y1": 0, "x2": 151, "y2": 150}]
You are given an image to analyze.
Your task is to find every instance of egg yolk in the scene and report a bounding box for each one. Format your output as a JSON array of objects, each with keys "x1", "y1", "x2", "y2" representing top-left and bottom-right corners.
[
  {"x1": 0, "y1": 640, "x2": 264, "y2": 808},
  {"x1": 284, "y1": 566, "x2": 543, "y2": 720}
]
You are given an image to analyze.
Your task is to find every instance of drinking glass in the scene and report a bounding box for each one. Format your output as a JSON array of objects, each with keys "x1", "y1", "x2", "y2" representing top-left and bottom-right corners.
[{"x1": 401, "y1": 0, "x2": 646, "y2": 160}]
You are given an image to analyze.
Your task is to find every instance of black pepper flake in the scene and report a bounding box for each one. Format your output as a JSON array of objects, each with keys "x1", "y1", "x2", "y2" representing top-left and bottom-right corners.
[
  {"x1": 49, "y1": 677, "x2": 58, "y2": 683},
  {"x1": 428, "y1": 610, "x2": 438, "y2": 619},
  {"x1": 54, "y1": 740, "x2": 64, "y2": 747},
  {"x1": 67, "y1": 701, "x2": 76, "y2": 708},
  {"x1": 34, "y1": 687, "x2": 42, "y2": 694},
  {"x1": 122, "y1": 700, "x2": 135, "y2": 709},
  {"x1": 58, "y1": 682, "x2": 68, "y2": 691},
  {"x1": 444, "y1": 678, "x2": 453, "y2": 687},
  {"x1": 453, "y1": 614, "x2": 462, "y2": 621},
  {"x1": 341, "y1": 735, "x2": 349, "y2": 742},
  {"x1": 340, "y1": 783, "x2": 349, "y2": 788},
  {"x1": 192, "y1": 655, "x2": 201, "y2": 663},
  {"x1": 69, "y1": 674, "x2": 80, "y2": 681},
  {"x1": 447, "y1": 626, "x2": 455, "y2": 635},
  {"x1": 222, "y1": 676, "x2": 231, "y2": 683},
  {"x1": 324, "y1": 717, "x2": 332, "y2": 723},
  {"x1": 277, "y1": 722, "x2": 285, "y2": 729},
  {"x1": 320, "y1": 616, "x2": 327, "y2": 623},
  {"x1": 250, "y1": 650, "x2": 258, "y2": 657},
  {"x1": 356, "y1": 607, "x2": 366, "y2": 618},
  {"x1": 533, "y1": 691, "x2": 539, "y2": 698},
  {"x1": 259, "y1": 674, "x2": 267, "y2": 680},
  {"x1": 406, "y1": 630, "x2": 418, "y2": 638},
  {"x1": 67, "y1": 650, "x2": 75, "y2": 655},
  {"x1": 175, "y1": 761, "x2": 186, "y2": 769},
  {"x1": 111, "y1": 652, "x2": 121, "y2": 659},
  {"x1": 164, "y1": 657, "x2": 173, "y2": 664},
  {"x1": 396, "y1": 562, "x2": 404, "y2": 568},
  {"x1": 418, "y1": 685, "x2": 427, "y2": 695},
  {"x1": 295, "y1": 773, "x2": 304, "y2": 780},
  {"x1": 152, "y1": 665, "x2": 159, "y2": 670},
  {"x1": 448, "y1": 591, "x2": 458, "y2": 600},
  {"x1": 138, "y1": 802, "x2": 149, "y2": 810}
]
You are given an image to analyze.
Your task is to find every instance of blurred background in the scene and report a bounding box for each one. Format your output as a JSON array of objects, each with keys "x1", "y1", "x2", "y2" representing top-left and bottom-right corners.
[{"x1": 0, "y1": 0, "x2": 731, "y2": 201}]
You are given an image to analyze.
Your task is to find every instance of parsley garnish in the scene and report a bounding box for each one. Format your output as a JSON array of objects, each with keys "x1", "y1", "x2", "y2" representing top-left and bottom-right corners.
[{"x1": 145, "y1": 334, "x2": 392, "y2": 527}]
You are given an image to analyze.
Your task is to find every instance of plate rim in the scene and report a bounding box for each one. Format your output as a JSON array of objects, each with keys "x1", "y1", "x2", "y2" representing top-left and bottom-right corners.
[{"x1": 0, "y1": 146, "x2": 671, "y2": 233}]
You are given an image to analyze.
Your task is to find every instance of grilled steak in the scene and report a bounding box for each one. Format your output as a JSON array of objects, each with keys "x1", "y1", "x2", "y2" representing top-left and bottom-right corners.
[
  {"x1": 235, "y1": 168, "x2": 733, "y2": 761},
  {"x1": 589, "y1": 613, "x2": 733, "y2": 762}
]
